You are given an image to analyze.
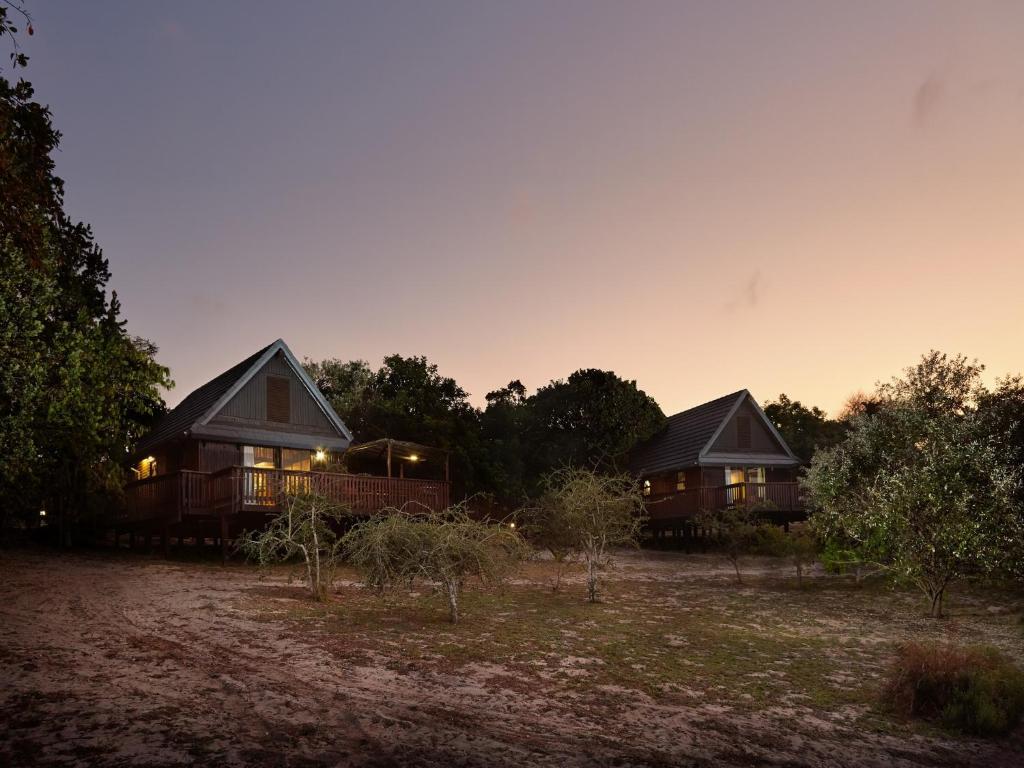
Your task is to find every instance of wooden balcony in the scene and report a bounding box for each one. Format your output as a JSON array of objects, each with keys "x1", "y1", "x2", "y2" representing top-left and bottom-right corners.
[
  {"x1": 645, "y1": 482, "x2": 803, "y2": 522},
  {"x1": 122, "y1": 466, "x2": 451, "y2": 524}
]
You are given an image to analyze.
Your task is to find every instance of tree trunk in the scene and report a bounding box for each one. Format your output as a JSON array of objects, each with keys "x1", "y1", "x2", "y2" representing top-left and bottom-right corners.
[
  {"x1": 552, "y1": 559, "x2": 564, "y2": 592},
  {"x1": 446, "y1": 580, "x2": 460, "y2": 623},
  {"x1": 929, "y1": 587, "x2": 945, "y2": 618},
  {"x1": 586, "y1": 556, "x2": 598, "y2": 603},
  {"x1": 731, "y1": 556, "x2": 742, "y2": 584}
]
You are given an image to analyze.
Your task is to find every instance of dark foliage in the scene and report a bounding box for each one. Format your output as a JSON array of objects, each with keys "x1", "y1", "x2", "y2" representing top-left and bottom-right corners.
[
  {"x1": 305, "y1": 356, "x2": 665, "y2": 508},
  {"x1": 762, "y1": 394, "x2": 846, "y2": 463},
  {"x1": 1, "y1": 10, "x2": 171, "y2": 537}
]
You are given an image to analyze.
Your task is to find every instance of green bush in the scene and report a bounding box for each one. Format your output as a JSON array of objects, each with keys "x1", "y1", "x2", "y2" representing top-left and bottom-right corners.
[{"x1": 882, "y1": 641, "x2": 1024, "y2": 736}]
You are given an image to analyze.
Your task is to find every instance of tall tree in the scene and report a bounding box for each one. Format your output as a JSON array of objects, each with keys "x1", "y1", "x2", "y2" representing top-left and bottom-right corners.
[
  {"x1": 1, "y1": 8, "x2": 172, "y2": 536},
  {"x1": 976, "y1": 375, "x2": 1024, "y2": 506},
  {"x1": 302, "y1": 357, "x2": 372, "y2": 426},
  {"x1": 521, "y1": 369, "x2": 665, "y2": 487},
  {"x1": 763, "y1": 393, "x2": 845, "y2": 462},
  {"x1": 804, "y1": 352, "x2": 1023, "y2": 617},
  {"x1": 477, "y1": 381, "x2": 529, "y2": 504},
  {"x1": 354, "y1": 355, "x2": 482, "y2": 498}
]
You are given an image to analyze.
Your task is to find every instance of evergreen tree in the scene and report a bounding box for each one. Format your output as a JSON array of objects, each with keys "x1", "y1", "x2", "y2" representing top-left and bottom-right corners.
[{"x1": 1, "y1": 8, "x2": 172, "y2": 537}]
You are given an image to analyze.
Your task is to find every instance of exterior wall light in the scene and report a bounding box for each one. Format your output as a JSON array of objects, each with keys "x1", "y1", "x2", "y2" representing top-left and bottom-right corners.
[
  {"x1": 408, "y1": 454, "x2": 419, "y2": 462},
  {"x1": 314, "y1": 449, "x2": 327, "y2": 463}
]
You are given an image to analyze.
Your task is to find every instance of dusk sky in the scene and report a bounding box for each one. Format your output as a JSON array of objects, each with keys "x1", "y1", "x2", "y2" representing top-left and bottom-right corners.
[{"x1": 23, "y1": 1, "x2": 1024, "y2": 415}]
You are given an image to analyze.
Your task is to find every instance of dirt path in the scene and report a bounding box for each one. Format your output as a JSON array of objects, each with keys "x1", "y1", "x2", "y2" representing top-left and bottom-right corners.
[{"x1": 0, "y1": 550, "x2": 1020, "y2": 767}]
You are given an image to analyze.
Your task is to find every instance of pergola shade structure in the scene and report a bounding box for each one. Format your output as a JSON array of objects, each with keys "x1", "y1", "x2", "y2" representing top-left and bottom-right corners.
[{"x1": 343, "y1": 438, "x2": 450, "y2": 483}]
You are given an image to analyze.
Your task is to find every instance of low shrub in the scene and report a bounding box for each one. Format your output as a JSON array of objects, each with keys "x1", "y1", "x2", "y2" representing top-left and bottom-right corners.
[{"x1": 882, "y1": 641, "x2": 1024, "y2": 736}]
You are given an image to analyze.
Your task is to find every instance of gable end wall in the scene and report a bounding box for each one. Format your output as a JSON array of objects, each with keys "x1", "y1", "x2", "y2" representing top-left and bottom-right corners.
[
  {"x1": 211, "y1": 351, "x2": 336, "y2": 435},
  {"x1": 709, "y1": 400, "x2": 784, "y2": 455}
]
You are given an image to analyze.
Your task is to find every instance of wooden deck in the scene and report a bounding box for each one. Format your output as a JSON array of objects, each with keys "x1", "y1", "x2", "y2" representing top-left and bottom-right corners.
[
  {"x1": 645, "y1": 482, "x2": 803, "y2": 522},
  {"x1": 122, "y1": 466, "x2": 451, "y2": 524}
]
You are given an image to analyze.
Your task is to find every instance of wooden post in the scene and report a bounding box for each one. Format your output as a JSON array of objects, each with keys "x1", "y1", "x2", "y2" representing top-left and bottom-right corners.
[
  {"x1": 220, "y1": 512, "x2": 229, "y2": 565},
  {"x1": 386, "y1": 440, "x2": 392, "y2": 479}
]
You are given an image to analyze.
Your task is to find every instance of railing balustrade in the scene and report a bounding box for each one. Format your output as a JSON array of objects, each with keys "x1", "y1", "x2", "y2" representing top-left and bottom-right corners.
[
  {"x1": 645, "y1": 482, "x2": 803, "y2": 521},
  {"x1": 124, "y1": 466, "x2": 452, "y2": 521}
]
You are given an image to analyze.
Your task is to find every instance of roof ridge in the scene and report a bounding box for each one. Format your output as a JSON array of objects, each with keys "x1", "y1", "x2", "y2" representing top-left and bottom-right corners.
[
  {"x1": 664, "y1": 389, "x2": 746, "y2": 421},
  {"x1": 133, "y1": 340, "x2": 289, "y2": 455}
]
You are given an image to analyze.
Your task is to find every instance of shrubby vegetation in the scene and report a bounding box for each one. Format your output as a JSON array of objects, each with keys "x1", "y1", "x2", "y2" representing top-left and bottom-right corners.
[
  {"x1": 698, "y1": 507, "x2": 777, "y2": 584},
  {"x1": 527, "y1": 468, "x2": 645, "y2": 602},
  {"x1": 239, "y1": 477, "x2": 351, "y2": 601},
  {"x1": 343, "y1": 503, "x2": 528, "y2": 623},
  {"x1": 883, "y1": 641, "x2": 1024, "y2": 737}
]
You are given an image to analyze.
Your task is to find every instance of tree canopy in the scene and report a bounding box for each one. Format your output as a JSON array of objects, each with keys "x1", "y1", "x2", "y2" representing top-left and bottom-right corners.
[
  {"x1": 521, "y1": 369, "x2": 665, "y2": 483},
  {"x1": 1, "y1": 9, "x2": 171, "y2": 536},
  {"x1": 803, "y1": 352, "x2": 1024, "y2": 616},
  {"x1": 762, "y1": 393, "x2": 845, "y2": 462}
]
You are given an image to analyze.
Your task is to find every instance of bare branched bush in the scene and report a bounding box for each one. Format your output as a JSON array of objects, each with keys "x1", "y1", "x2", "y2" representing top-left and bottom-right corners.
[
  {"x1": 517, "y1": 500, "x2": 578, "y2": 591},
  {"x1": 698, "y1": 505, "x2": 780, "y2": 584},
  {"x1": 537, "y1": 468, "x2": 645, "y2": 603},
  {"x1": 342, "y1": 503, "x2": 527, "y2": 623},
  {"x1": 239, "y1": 475, "x2": 350, "y2": 601}
]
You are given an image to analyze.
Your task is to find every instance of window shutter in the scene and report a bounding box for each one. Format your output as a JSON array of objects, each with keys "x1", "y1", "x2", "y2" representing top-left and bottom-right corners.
[
  {"x1": 736, "y1": 415, "x2": 752, "y2": 450},
  {"x1": 266, "y1": 376, "x2": 291, "y2": 423}
]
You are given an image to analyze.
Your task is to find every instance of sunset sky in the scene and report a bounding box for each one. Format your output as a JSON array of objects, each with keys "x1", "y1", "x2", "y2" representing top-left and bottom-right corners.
[{"x1": 22, "y1": 1, "x2": 1024, "y2": 416}]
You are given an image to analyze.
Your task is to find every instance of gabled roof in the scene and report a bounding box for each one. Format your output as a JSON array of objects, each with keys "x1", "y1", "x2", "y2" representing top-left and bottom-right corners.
[
  {"x1": 630, "y1": 391, "x2": 746, "y2": 475},
  {"x1": 135, "y1": 339, "x2": 352, "y2": 455},
  {"x1": 629, "y1": 389, "x2": 798, "y2": 475}
]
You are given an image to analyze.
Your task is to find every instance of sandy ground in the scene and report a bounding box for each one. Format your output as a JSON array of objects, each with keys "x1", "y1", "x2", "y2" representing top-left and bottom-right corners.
[{"x1": 1, "y1": 548, "x2": 1022, "y2": 767}]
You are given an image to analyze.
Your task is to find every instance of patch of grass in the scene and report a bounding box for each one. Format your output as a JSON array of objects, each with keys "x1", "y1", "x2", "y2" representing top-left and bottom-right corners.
[
  {"x1": 236, "y1": 556, "x2": 1024, "y2": 739},
  {"x1": 250, "y1": 577, "x2": 877, "y2": 712}
]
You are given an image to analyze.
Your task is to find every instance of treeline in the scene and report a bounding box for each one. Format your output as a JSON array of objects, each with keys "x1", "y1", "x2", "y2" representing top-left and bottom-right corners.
[
  {"x1": 305, "y1": 350, "x2": 1024, "y2": 519},
  {"x1": 303, "y1": 357, "x2": 666, "y2": 503},
  {"x1": 0, "y1": 11, "x2": 170, "y2": 538}
]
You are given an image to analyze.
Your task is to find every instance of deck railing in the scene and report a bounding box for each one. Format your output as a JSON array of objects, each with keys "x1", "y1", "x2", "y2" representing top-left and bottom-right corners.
[
  {"x1": 123, "y1": 467, "x2": 451, "y2": 522},
  {"x1": 231, "y1": 467, "x2": 450, "y2": 514},
  {"x1": 122, "y1": 470, "x2": 212, "y2": 523},
  {"x1": 645, "y1": 482, "x2": 803, "y2": 521}
]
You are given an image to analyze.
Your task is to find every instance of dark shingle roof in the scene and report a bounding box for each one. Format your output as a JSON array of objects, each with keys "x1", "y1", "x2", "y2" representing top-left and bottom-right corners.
[
  {"x1": 629, "y1": 390, "x2": 746, "y2": 475},
  {"x1": 134, "y1": 342, "x2": 276, "y2": 455}
]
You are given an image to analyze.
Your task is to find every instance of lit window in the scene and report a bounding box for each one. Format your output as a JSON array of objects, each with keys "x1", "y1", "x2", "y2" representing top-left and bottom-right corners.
[
  {"x1": 676, "y1": 472, "x2": 686, "y2": 491},
  {"x1": 243, "y1": 446, "x2": 277, "y2": 469},
  {"x1": 139, "y1": 456, "x2": 157, "y2": 479},
  {"x1": 643, "y1": 479, "x2": 651, "y2": 497},
  {"x1": 282, "y1": 448, "x2": 311, "y2": 472},
  {"x1": 746, "y1": 467, "x2": 765, "y2": 484}
]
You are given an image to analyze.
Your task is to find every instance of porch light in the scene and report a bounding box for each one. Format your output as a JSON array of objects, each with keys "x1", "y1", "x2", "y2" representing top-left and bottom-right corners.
[
  {"x1": 509, "y1": 522, "x2": 516, "y2": 530},
  {"x1": 408, "y1": 454, "x2": 419, "y2": 462},
  {"x1": 39, "y1": 510, "x2": 46, "y2": 517},
  {"x1": 314, "y1": 449, "x2": 327, "y2": 463}
]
